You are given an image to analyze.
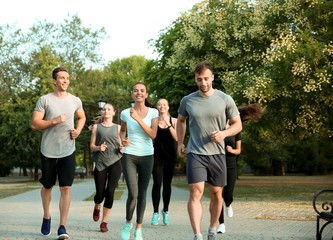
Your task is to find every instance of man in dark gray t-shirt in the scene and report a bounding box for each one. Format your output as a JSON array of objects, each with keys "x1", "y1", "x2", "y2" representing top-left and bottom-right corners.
[
  {"x1": 31, "y1": 67, "x2": 86, "y2": 239},
  {"x1": 176, "y1": 62, "x2": 242, "y2": 240}
]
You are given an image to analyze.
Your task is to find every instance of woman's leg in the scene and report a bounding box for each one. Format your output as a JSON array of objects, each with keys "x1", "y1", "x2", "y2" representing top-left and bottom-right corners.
[
  {"x1": 136, "y1": 155, "x2": 154, "y2": 226},
  {"x1": 102, "y1": 161, "x2": 122, "y2": 222},
  {"x1": 152, "y1": 161, "x2": 163, "y2": 213},
  {"x1": 162, "y1": 162, "x2": 175, "y2": 212},
  {"x1": 121, "y1": 154, "x2": 139, "y2": 222}
]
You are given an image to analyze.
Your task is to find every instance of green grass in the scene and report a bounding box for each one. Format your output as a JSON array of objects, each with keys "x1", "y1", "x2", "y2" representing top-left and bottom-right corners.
[{"x1": 172, "y1": 175, "x2": 333, "y2": 203}]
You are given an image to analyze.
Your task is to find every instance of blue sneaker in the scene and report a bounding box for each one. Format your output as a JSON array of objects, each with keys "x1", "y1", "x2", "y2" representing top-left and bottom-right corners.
[
  {"x1": 134, "y1": 228, "x2": 143, "y2": 240},
  {"x1": 161, "y1": 209, "x2": 169, "y2": 225},
  {"x1": 57, "y1": 225, "x2": 69, "y2": 239},
  {"x1": 151, "y1": 212, "x2": 160, "y2": 225},
  {"x1": 41, "y1": 217, "x2": 51, "y2": 236},
  {"x1": 120, "y1": 222, "x2": 132, "y2": 240}
]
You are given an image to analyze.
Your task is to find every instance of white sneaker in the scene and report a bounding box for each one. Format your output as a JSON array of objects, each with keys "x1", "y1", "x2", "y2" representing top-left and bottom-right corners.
[
  {"x1": 217, "y1": 224, "x2": 226, "y2": 234},
  {"x1": 226, "y1": 205, "x2": 233, "y2": 218}
]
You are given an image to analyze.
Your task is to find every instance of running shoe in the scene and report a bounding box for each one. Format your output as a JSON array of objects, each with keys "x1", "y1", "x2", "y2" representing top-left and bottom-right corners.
[
  {"x1": 134, "y1": 228, "x2": 143, "y2": 240},
  {"x1": 151, "y1": 212, "x2": 160, "y2": 225},
  {"x1": 161, "y1": 209, "x2": 169, "y2": 225},
  {"x1": 57, "y1": 225, "x2": 69, "y2": 239},
  {"x1": 120, "y1": 222, "x2": 132, "y2": 240},
  {"x1": 41, "y1": 217, "x2": 51, "y2": 236},
  {"x1": 217, "y1": 223, "x2": 226, "y2": 233},
  {"x1": 93, "y1": 207, "x2": 100, "y2": 222},
  {"x1": 100, "y1": 222, "x2": 108, "y2": 232}
]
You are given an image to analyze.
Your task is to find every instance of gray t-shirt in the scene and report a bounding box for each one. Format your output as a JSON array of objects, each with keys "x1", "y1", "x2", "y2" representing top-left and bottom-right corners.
[
  {"x1": 178, "y1": 90, "x2": 239, "y2": 155},
  {"x1": 92, "y1": 124, "x2": 123, "y2": 171},
  {"x1": 34, "y1": 92, "x2": 83, "y2": 158}
]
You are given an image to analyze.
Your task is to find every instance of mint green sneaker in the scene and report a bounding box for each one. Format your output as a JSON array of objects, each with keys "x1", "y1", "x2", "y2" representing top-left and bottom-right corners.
[
  {"x1": 134, "y1": 228, "x2": 143, "y2": 240},
  {"x1": 120, "y1": 222, "x2": 132, "y2": 240},
  {"x1": 151, "y1": 212, "x2": 160, "y2": 225},
  {"x1": 161, "y1": 209, "x2": 169, "y2": 225}
]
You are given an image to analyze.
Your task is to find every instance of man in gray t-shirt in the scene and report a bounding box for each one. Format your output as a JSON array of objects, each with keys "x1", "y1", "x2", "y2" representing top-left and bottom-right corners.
[
  {"x1": 31, "y1": 67, "x2": 86, "y2": 239},
  {"x1": 176, "y1": 62, "x2": 242, "y2": 240}
]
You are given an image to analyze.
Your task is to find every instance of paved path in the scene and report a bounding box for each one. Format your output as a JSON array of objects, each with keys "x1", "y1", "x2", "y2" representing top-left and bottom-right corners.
[{"x1": 0, "y1": 178, "x2": 332, "y2": 240}]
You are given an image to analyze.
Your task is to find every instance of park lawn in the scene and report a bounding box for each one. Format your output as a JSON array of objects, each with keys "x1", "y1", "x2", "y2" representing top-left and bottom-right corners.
[{"x1": 172, "y1": 175, "x2": 333, "y2": 203}]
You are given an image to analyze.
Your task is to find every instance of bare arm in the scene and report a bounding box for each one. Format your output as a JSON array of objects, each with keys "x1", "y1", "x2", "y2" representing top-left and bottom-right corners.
[
  {"x1": 71, "y1": 109, "x2": 86, "y2": 139},
  {"x1": 226, "y1": 140, "x2": 241, "y2": 155},
  {"x1": 168, "y1": 117, "x2": 178, "y2": 141},
  {"x1": 211, "y1": 115, "x2": 242, "y2": 143},
  {"x1": 131, "y1": 108, "x2": 158, "y2": 140},
  {"x1": 176, "y1": 114, "x2": 187, "y2": 158},
  {"x1": 90, "y1": 124, "x2": 107, "y2": 152},
  {"x1": 31, "y1": 110, "x2": 66, "y2": 130},
  {"x1": 118, "y1": 125, "x2": 124, "y2": 153},
  {"x1": 120, "y1": 120, "x2": 130, "y2": 146}
]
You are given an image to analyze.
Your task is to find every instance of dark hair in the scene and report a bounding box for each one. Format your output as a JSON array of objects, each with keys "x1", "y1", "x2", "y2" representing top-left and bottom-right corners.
[
  {"x1": 132, "y1": 82, "x2": 155, "y2": 108},
  {"x1": 238, "y1": 103, "x2": 263, "y2": 123},
  {"x1": 52, "y1": 67, "x2": 68, "y2": 80},
  {"x1": 195, "y1": 62, "x2": 213, "y2": 75}
]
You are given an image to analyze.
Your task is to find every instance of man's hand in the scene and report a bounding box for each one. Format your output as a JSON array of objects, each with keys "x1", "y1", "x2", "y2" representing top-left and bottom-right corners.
[
  {"x1": 56, "y1": 114, "x2": 66, "y2": 124},
  {"x1": 70, "y1": 128, "x2": 81, "y2": 139},
  {"x1": 211, "y1": 130, "x2": 226, "y2": 143},
  {"x1": 177, "y1": 143, "x2": 186, "y2": 158}
]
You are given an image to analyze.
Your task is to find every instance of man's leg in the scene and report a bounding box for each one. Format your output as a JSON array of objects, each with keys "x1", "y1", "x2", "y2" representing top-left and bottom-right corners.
[
  {"x1": 41, "y1": 186, "x2": 52, "y2": 219},
  {"x1": 188, "y1": 182, "x2": 205, "y2": 234},
  {"x1": 208, "y1": 184, "x2": 223, "y2": 229},
  {"x1": 59, "y1": 186, "x2": 71, "y2": 226}
]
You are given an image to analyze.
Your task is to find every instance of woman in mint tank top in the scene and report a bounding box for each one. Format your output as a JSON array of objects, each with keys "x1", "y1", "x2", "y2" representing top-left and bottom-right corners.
[
  {"x1": 90, "y1": 103, "x2": 124, "y2": 233},
  {"x1": 119, "y1": 82, "x2": 159, "y2": 240}
]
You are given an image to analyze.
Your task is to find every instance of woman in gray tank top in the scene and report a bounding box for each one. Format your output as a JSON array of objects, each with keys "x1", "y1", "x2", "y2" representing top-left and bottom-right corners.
[{"x1": 90, "y1": 103, "x2": 124, "y2": 233}]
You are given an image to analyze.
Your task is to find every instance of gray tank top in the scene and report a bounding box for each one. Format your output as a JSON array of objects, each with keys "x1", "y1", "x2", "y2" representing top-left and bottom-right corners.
[{"x1": 92, "y1": 124, "x2": 123, "y2": 171}]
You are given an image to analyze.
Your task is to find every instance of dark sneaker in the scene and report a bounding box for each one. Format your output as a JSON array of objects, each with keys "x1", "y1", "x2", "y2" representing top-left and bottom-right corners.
[
  {"x1": 41, "y1": 217, "x2": 51, "y2": 236},
  {"x1": 57, "y1": 225, "x2": 69, "y2": 239},
  {"x1": 93, "y1": 207, "x2": 100, "y2": 222},
  {"x1": 100, "y1": 222, "x2": 108, "y2": 232}
]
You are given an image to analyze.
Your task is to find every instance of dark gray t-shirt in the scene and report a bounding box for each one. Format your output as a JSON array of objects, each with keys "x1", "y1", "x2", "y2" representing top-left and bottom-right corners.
[
  {"x1": 34, "y1": 92, "x2": 83, "y2": 158},
  {"x1": 178, "y1": 90, "x2": 239, "y2": 155}
]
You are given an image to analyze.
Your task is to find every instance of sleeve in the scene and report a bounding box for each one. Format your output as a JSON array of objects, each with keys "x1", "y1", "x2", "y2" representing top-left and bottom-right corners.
[
  {"x1": 120, "y1": 109, "x2": 127, "y2": 122},
  {"x1": 235, "y1": 132, "x2": 242, "y2": 141},
  {"x1": 75, "y1": 97, "x2": 83, "y2": 112},
  {"x1": 34, "y1": 96, "x2": 45, "y2": 114},
  {"x1": 177, "y1": 96, "x2": 188, "y2": 118},
  {"x1": 225, "y1": 95, "x2": 239, "y2": 120},
  {"x1": 151, "y1": 108, "x2": 159, "y2": 119}
]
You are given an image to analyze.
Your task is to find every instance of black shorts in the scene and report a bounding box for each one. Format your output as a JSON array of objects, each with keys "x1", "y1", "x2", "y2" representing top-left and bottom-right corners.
[
  {"x1": 39, "y1": 151, "x2": 76, "y2": 189},
  {"x1": 186, "y1": 153, "x2": 226, "y2": 187}
]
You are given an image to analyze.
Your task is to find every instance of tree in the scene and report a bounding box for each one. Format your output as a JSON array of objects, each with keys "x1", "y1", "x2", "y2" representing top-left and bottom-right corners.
[{"x1": 146, "y1": 0, "x2": 333, "y2": 174}]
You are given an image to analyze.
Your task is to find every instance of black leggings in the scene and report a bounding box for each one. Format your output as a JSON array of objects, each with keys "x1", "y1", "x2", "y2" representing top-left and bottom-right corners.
[
  {"x1": 219, "y1": 165, "x2": 237, "y2": 224},
  {"x1": 152, "y1": 161, "x2": 175, "y2": 213},
  {"x1": 94, "y1": 160, "x2": 122, "y2": 209},
  {"x1": 121, "y1": 154, "x2": 154, "y2": 224}
]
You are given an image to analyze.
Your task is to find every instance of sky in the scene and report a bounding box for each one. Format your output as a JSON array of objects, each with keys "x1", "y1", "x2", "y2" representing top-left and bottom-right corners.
[{"x1": 0, "y1": 0, "x2": 201, "y2": 63}]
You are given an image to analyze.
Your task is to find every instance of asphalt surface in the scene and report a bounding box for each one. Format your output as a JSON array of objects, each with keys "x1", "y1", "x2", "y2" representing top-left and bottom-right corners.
[{"x1": 0, "y1": 178, "x2": 332, "y2": 240}]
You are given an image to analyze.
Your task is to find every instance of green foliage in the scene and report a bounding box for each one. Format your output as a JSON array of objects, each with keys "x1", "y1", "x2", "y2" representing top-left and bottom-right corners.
[
  {"x1": 0, "y1": 15, "x2": 107, "y2": 176},
  {"x1": 146, "y1": 0, "x2": 332, "y2": 175}
]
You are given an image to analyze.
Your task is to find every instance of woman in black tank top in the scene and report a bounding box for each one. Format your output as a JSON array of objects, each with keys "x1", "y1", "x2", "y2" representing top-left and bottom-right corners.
[{"x1": 151, "y1": 99, "x2": 178, "y2": 226}]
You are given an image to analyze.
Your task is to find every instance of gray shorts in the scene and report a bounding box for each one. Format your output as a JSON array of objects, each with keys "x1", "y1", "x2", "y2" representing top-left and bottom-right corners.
[{"x1": 186, "y1": 153, "x2": 226, "y2": 187}]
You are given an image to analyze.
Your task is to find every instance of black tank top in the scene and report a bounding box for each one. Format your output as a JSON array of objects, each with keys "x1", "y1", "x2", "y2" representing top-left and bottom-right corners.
[{"x1": 154, "y1": 117, "x2": 177, "y2": 164}]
